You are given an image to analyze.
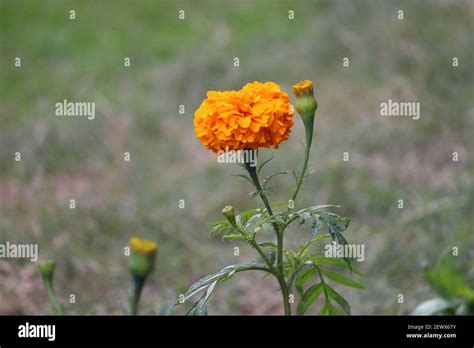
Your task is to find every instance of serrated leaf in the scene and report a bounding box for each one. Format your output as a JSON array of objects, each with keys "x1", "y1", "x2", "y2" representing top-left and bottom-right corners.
[
  {"x1": 180, "y1": 261, "x2": 267, "y2": 303},
  {"x1": 310, "y1": 256, "x2": 363, "y2": 275},
  {"x1": 262, "y1": 186, "x2": 276, "y2": 195},
  {"x1": 243, "y1": 213, "x2": 262, "y2": 231},
  {"x1": 324, "y1": 284, "x2": 351, "y2": 315},
  {"x1": 210, "y1": 220, "x2": 234, "y2": 237},
  {"x1": 323, "y1": 221, "x2": 352, "y2": 270},
  {"x1": 319, "y1": 300, "x2": 340, "y2": 315},
  {"x1": 319, "y1": 269, "x2": 364, "y2": 289},
  {"x1": 260, "y1": 223, "x2": 276, "y2": 235},
  {"x1": 232, "y1": 173, "x2": 254, "y2": 185},
  {"x1": 297, "y1": 205, "x2": 341, "y2": 215},
  {"x1": 249, "y1": 190, "x2": 259, "y2": 198},
  {"x1": 296, "y1": 283, "x2": 323, "y2": 315},
  {"x1": 299, "y1": 215, "x2": 305, "y2": 225},
  {"x1": 237, "y1": 209, "x2": 261, "y2": 226},
  {"x1": 258, "y1": 242, "x2": 278, "y2": 249},
  {"x1": 295, "y1": 267, "x2": 318, "y2": 296},
  {"x1": 187, "y1": 282, "x2": 216, "y2": 316},
  {"x1": 222, "y1": 234, "x2": 246, "y2": 241},
  {"x1": 310, "y1": 216, "x2": 323, "y2": 238}
]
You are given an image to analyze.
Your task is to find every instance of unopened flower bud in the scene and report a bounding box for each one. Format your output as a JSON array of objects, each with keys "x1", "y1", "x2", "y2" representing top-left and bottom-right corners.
[
  {"x1": 222, "y1": 205, "x2": 237, "y2": 228},
  {"x1": 39, "y1": 260, "x2": 55, "y2": 282},
  {"x1": 129, "y1": 237, "x2": 157, "y2": 279},
  {"x1": 292, "y1": 80, "x2": 318, "y2": 147}
]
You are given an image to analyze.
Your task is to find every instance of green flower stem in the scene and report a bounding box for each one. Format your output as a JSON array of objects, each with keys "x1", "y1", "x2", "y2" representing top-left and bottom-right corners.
[
  {"x1": 244, "y1": 162, "x2": 274, "y2": 217},
  {"x1": 277, "y1": 227, "x2": 291, "y2": 316},
  {"x1": 42, "y1": 278, "x2": 64, "y2": 315},
  {"x1": 130, "y1": 275, "x2": 146, "y2": 315},
  {"x1": 291, "y1": 121, "x2": 313, "y2": 203},
  {"x1": 244, "y1": 161, "x2": 292, "y2": 315}
]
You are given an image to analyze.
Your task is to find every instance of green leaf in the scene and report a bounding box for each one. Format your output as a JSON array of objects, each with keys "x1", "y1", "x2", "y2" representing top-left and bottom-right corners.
[
  {"x1": 232, "y1": 173, "x2": 254, "y2": 185},
  {"x1": 238, "y1": 209, "x2": 261, "y2": 226},
  {"x1": 310, "y1": 256, "x2": 363, "y2": 275},
  {"x1": 260, "y1": 223, "x2": 276, "y2": 235},
  {"x1": 319, "y1": 300, "x2": 340, "y2": 315},
  {"x1": 310, "y1": 216, "x2": 323, "y2": 238},
  {"x1": 180, "y1": 261, "x2": 267, "y2": 303},
  {"x1": 187, "y1": 279, "x2": 219, "y2": 315},
  {"x1": 296, "y1": 283, "x2": 323, "y2": 315},
  {"x1": 324, "y1": 284, "x2": 351, "y2": 315},
  {"x1": 321, "y1": 216, "x2": 352, "y2": 269},
  {"x1": 249, "y1": 190, "x2": 259, "y2": 198},
  {"x1": 319, "y1": 212, "x2": 351, "y2": 231},
  {"x1": 295, "y1": 267, "x2": 318, "y2": 296},
  {"x1": 425, "y1": 256, "x2": 474, "y2": 300},
  {"x1": 297, "y1": 205, "x2": 341, "y2": 215},
  {"x1": 319, "y1": 268, "x2": 364, "y2": 289},
  {"x1": 258, "y1": 242, "x2": 278, "y2": 249},
  {"x1": 299, "y1": 212, "x2": 311, "y2": 225},
  {"x1": 210, "y1": 220, "x2": 234, "y2": 237},
  {"x1": 222, "y1": 234, "x2": 246, "y2": 241}
]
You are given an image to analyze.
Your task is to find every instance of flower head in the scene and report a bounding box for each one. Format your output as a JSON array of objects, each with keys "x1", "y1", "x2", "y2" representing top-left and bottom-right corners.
[
  {"x1": 129, "y1": 237, "x2": 157, "y2": 279},
  {"x1": 194, "y1": 81, "x2": 294, "y2": 153}
]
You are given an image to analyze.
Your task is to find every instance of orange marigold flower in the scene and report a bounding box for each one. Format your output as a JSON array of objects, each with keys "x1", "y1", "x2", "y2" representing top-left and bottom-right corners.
[{"x1": 194, "y1": 81, "x2": 294, "y2": 153}]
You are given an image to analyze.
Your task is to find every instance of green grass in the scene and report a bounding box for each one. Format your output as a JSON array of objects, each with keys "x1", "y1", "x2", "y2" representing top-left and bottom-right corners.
[{"x1": 0, "y1": 0, "x2": 472, "y2": 314}]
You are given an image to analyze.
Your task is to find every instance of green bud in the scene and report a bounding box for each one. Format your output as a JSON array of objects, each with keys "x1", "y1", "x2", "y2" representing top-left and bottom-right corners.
[
  {"x1": 129, "y1": 237, "x2": 157, "y2": 279},
  {"x1": 292, "y1": 80, "x2": 318, "y2": 147},
  {"x1": 222, "y1": 205, "x2": 237, "y2": 227},
  {"x1": 39, "y1": 260, "x2": 55, "y2": 282}
]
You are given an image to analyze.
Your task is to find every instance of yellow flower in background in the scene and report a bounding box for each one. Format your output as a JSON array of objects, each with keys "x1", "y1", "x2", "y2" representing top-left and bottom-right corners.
[
  {"x1": 194, "y1": 81, "x2": 294, "y2": 153},
  {"x1": 130, "y1": 237, "x2": 158, "y2": 256}
]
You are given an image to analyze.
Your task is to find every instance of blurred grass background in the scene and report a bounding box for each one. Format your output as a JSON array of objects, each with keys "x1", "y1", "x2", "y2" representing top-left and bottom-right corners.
[{"x1": 0, "y1": 0, "x2": 473, "y2": 314}]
